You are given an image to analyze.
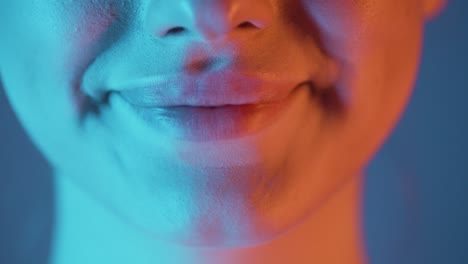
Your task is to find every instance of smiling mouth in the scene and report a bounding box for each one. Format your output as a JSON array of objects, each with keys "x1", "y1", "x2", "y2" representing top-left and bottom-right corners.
[
  {"x1": 124, "y1": 83, "x2": 314, "y2": 141},
  {"x1": 78, "y1": 67, "x2": 315, "y2": 141},
  {"x1": 77, "y1": 72, "x2": 344, "y2": 142}
]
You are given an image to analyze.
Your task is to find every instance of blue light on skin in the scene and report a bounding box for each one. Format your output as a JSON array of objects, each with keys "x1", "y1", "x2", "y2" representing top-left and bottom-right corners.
[{"x1": 0, "y1": 0, "x2": 445, "y2": 263}]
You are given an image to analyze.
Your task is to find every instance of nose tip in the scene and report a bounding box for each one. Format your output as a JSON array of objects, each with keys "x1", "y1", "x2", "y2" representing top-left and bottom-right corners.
[{"x1": 147, "y1": 1, "x2": 274, "y2": 40}]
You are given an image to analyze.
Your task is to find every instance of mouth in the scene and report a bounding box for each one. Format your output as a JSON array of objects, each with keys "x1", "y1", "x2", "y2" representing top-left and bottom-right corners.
[
  {"x1": 81, "y1": 68, "x2": 319, "y2": 141},
  {"x1": 115, "y1": 69, "x2": 309, "y2": 107},
  {"x1": 111, "y1": 72, "x2": 315, "y2": 141},
  {"x1": 127, "y1": 94, "x2": 300, "y2": 142},
  {"x1": 123, "y1": 87, "x2": 315, "y2": 142}
]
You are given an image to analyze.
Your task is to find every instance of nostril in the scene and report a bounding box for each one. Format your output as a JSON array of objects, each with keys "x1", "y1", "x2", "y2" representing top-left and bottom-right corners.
[
  {"x1": 237, "y1": 21, "x2": 257, "y2": 29},
  {"x1": 163, "y1": 26, "x2": 186, "y2": 36}
]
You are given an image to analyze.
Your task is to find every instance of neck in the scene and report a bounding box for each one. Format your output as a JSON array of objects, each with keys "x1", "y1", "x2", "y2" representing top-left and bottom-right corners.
[{"x1": 50, "y1": 174, "x2": 367, "y2": 264}]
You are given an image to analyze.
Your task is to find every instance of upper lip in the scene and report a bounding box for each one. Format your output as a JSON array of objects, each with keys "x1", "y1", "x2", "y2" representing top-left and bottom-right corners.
[{"x1": 113, "y1": 69, "x2": 310, "y2": 108}]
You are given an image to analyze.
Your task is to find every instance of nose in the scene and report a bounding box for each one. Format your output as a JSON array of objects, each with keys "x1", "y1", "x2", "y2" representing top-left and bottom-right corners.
[{"x1": 146, "y1": 0, "x2": 274, "y2": 40}]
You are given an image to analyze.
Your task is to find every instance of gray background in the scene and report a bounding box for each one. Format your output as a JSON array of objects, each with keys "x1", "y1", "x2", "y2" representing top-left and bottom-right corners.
[{"x1": 1, "y1": 1, "x2": 467, "y2": 263}]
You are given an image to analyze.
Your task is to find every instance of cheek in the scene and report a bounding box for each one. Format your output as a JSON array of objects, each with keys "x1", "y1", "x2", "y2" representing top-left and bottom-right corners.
[
  {"x1": 293, "y1": 0, "x2": 425, "y2": 179},
  {"x1": 300, "y1": 0, "x2": 368, "y2": 57},
  {"x1": 0, "y1": 1, "x2": 122, "y2": 106},
  {"x1": 63, "y1": 2, "x2": 122, "y2": 56},
  {"x1": 0, "y1": 1, "x2": 122, "y2": 163},
  {"x1": 302, "y1": 0, "x2": 424, "y2": 100}
]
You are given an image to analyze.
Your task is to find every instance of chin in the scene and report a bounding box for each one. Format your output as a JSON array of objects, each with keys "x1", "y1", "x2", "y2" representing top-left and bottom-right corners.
[
  {"x1": 138, "y1": 190, "x2": 304, "y2": 249},
  {"x1": 174, "y1": 222, "x2": 291, "y2": 249},
  {"x1": 106, "y1": 157, "x2": 313, "y2": 249}
]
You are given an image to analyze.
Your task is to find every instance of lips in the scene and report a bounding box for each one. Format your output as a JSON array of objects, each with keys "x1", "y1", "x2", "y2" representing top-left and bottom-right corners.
[
  {"x1": 112, "y1": 70, "x2": 311, "y2": 141},
  {"x1": 117, "y1": 69, "x2": 305, "y2": 107},
  {"x1": 132, "y1": 103, "x2": 286, "y2": 141}
]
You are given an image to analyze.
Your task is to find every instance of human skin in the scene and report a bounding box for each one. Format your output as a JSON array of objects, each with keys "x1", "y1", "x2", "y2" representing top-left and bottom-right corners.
[{"x1": 0, "y1": 0, "x2": 444, "y2": 263}]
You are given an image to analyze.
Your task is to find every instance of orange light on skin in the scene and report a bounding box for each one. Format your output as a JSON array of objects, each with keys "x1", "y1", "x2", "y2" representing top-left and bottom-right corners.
[
  {"x1": 0, "y1": 0, "x2": 447, "y2": 263},
  {"x1": 198, "y1": 173, "x2": 367, "y2": 264}
]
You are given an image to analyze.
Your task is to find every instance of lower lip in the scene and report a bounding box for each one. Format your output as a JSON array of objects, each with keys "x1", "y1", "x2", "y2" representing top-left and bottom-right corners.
[{"x1": 126, "y1": 88, "x2": 306, "y2": 142}]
